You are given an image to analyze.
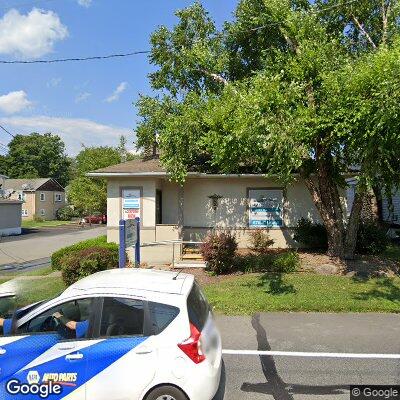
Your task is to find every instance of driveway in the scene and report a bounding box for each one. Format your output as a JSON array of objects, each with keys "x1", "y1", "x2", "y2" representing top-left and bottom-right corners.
[
  {"x1": 0, "y1": 224, "x2": 107, "y2": 271},
  {"x1": 214, "y1": 312, "x2": 400, "y2": 400}
]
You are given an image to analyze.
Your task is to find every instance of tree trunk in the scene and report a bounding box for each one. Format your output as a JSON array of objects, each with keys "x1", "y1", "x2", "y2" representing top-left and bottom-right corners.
[{"x1": 344, "y1": 187, "x2": 367, "y2": 260}]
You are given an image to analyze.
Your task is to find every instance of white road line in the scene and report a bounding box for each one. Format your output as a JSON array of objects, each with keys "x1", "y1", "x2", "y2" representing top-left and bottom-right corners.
[{"x1": 222, "y1": 350, "x2": 400, "y2": 359}]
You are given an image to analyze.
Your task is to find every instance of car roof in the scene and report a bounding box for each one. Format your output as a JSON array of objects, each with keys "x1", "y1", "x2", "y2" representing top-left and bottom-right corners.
[{"x1": 62, "y1": 268, "x2": 194, "y2": 296}]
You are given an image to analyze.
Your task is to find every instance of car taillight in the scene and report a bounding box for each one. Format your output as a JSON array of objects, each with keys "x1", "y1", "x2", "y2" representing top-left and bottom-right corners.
[{"x1": 178, "y1": 323, "x2": 206, "y2": 364}]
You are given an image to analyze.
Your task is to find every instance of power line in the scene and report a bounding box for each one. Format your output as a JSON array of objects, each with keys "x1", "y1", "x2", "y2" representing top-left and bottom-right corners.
[
  {"x1": 0, "y1": 50, "x2": 150, "y2": 64},
  {"x1": 0, "y1": 125, "x2": 15, "y2": 138}
]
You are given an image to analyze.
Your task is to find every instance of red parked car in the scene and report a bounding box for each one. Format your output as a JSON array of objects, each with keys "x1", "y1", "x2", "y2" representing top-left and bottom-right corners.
[{"x1": 83, "y1": 212, "x2": 107, "y2": 224}]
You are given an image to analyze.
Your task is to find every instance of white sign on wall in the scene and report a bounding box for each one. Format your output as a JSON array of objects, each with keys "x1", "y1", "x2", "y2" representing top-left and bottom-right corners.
[
  {"x1": 122, "y1": 189, "x2": 141, "y2": 220},
  {"x1": 248, "y1": 189, "x2": 284, "y2": 228}
]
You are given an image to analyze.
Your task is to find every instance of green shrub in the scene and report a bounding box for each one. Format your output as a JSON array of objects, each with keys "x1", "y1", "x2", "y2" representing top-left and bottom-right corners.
[
  {"x1": 272, "y1": 252, "x2": 300, "y2": 273},
  {"x1": 248, "y1": 230, "x2": 275, "y2": 254},
  {"x1": 56, "y1": 206, "x2": 79, "y2": 221},
  {"x1": 235, "y1": 253, "x2": 274, "y2": 273},
  {"x1": 293, "y1": 218, "x2": 328, "y2": 249},
  {"x1": 201, "y1": 231, "x2": 238, "y2": 275},
  {"x1": 60, "y1": 246, "x2": 118, "y2": 286},
  {"x1": 356, "y1": 222, "x2": 389, "y2": 255},
  {"x1": 33, "y1": 215, "x2": 44, "y2": 222},
  {"x1": 51, "y1": 236, "x2": 118, "y2": 270},
  {"x1": 235, "y1": 252, "x2": 300, "y2": 274}
]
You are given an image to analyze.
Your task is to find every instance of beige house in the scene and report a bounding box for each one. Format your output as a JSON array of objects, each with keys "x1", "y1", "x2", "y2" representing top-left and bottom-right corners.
[
  {"x1": 4, "y1": 178, "x2": 66, "y2": 221},
  {"x1": 88, "y1": 158, "x2": 349, "y2": 264}
]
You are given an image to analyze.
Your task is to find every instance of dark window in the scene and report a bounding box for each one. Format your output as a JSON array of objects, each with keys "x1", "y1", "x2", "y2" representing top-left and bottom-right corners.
[
  {"x1": 156, "y1": 189, "x2": 162, "y2": 224},
  {"x1": 100, "y1": 297, "x2": 144, "y2": 337},
  {"x1": 187, "y1": 282, "x2": 210, "y2": 331},
  {"x1": 148, "y1": 302, "x2": 179, "y2": 335}
]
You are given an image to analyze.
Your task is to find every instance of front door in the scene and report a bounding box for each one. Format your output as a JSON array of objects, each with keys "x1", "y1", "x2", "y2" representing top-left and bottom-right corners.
[{"x1": 86, "y1": 297, "x2": 156, "y2": 400}]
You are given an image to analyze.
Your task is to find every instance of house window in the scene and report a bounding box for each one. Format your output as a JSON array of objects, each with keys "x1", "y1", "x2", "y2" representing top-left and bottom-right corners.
[
  {"x1": 40, "y1": 193, "x2": 45, "y2": 201},
  {"x1": 18, "y1": 192, "x2": 26, "y2": 201},
  {"x1": 22, "y1": 209, "x2": 28, "y2": 217},
  {"x1": 55, "y1": 193, "x2": 62, "y2": 202},
  {"x1": 248, "y1": 188, "x2": 284, "y2": 228},
  {"x1": 40, "y1": 209, "x2": 45, "y2": 216}
]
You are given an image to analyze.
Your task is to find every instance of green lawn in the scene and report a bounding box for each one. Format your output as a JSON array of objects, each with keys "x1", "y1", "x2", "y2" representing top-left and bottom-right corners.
[
  {"x1": 4, "y1": 270, "x2": 400, "y2": 315},
  {"x1": 204, "y1": 273, "x2": 400, "y2": 315},
  {"x1": 22, "y1": 220, "x2": 75, "y2": 229}
]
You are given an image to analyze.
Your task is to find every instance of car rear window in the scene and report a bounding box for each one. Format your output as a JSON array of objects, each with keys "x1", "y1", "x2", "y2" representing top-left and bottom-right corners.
[
  {"x1": 187, "y1": 282, "x2": 210, "y2": 331},
  {"x1": 148, "y1": 302, "x2": 179, "y2": 335}
]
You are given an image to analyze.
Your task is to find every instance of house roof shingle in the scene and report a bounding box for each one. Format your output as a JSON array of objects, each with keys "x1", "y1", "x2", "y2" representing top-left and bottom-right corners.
[
  {"x1": 3, "y1": 178, "x2": 63, "y2": 191},
  {"x1": 90, "y1": 158, "x2": 166, "y2": 175}
]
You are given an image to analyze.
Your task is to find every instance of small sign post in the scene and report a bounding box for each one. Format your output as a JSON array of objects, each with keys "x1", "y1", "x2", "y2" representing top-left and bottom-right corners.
[{"x1": 119, "y1": 217, "x2": 140, "y2": 268}]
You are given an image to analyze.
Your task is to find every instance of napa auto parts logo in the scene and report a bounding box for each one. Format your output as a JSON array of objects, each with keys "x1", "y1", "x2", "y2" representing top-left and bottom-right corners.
[{"x1": 6, "y1": 370, "x2": 64, "y2": 398}]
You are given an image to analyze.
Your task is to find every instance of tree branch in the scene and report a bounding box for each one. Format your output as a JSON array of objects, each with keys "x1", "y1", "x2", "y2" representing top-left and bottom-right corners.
[
  {"x1": 351, "y1": 15, "x2": 377, "y2": 49},
  {"x1": 198, "y1": 69, "x2": 229, "y2": 86},
  {"x1": 382, "y1": 0, "x2": 391, "y2": 45}
]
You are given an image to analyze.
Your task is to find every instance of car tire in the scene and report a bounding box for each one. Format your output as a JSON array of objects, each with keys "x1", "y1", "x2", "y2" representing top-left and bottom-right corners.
[{"x1": 145, "y1": 385, "x2": 188, "y2": 400}]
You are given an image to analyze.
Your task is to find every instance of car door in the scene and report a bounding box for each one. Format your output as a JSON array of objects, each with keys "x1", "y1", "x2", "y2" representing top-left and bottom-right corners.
[
  {"x1": 0, "y1": 297, "x2": 98, "y2": 400},
  {"x1": 85, "y1": 296, "x2": 156, "y2": 400}
]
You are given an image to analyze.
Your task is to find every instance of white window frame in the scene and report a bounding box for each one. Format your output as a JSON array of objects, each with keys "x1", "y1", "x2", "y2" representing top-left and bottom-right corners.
[
  {"x1": 55, "y1": 193, "x2": 62, "y2": 202},
  {"x1": 40, "y1": 193, "x2": 45, "y2": 202},
  {"x1": 40, "y1": 209, "x2": 45, "y2": 216},
  {"x1": 22, "y1": 209, "x2": 28, "y2": 217}
]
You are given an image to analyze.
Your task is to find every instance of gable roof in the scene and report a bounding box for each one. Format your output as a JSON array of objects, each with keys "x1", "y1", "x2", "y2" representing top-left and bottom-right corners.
[
  {"x1": 4, "y1": 178, "x2": 64, "y2": 192},
  {"x1": 89, "y1": 158, "x2": 166, "y2": 175}
]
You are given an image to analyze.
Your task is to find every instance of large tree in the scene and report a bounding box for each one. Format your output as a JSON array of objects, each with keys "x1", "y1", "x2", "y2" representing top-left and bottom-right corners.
[
  {"x1": 2, "y1": 133, "x2": 71, "y2": 187},
  {"x1": 136, "y1": 0, "x2": 400, "y2": 259},
  {"x1": 68, "y1": 140, "x2": 136, "y2": 214}
]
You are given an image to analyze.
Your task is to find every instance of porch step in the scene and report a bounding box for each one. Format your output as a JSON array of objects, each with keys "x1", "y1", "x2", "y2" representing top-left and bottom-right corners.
[
  {"x1": 174, "y1": 261, "x2": 206, "y2": 269},
  {"x1": 181, "y1": 253, "x2": 203, "y2": 260}
]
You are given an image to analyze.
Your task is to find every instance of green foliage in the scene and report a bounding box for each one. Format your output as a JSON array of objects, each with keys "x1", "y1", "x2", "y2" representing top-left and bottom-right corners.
[
  {"x1": 293, "y1": 218, "x2": 328, "y2": 249},
  {"x1": 272, "y1": 251, "x2": 301, "y2": 273},
  {"x1": 2, "y1": 133, "x2": 71, "y2": 187},
  {"x1": 200, "y1": 231, "x2": 238, "y2": 275},
  {"x1": 56, "y1": 206, "x2": 79, "y2": 221},
  {"x1": 248, "y1": 229, "x2": 275, "y2": 254},
  {"x1": 33, "y1": 215, "x2": 44, "y2": 223},
  {"x1": 60, "y1": 247, "x2": 118, "y2": 286},
  {"x1": 235, "y1": 251, "x2": 300, "y2": 273},
  {"x1": 356, "y1": 223, "x2": 389, "y2": 255},
  {"x1": 51, "y1": 236, "x2": 118, "y2": 271},
  {"x1": 136, "y1": 0, "x2": 400, "y2": 258},
  {"x1": 68, "y1": 146, "x2": 134, "y2": 214}
]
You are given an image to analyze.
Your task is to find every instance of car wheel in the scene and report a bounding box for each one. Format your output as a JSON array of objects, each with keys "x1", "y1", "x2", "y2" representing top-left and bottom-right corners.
[{"x1": 145, "y1": 385, "x2": 188, "y2": 400}]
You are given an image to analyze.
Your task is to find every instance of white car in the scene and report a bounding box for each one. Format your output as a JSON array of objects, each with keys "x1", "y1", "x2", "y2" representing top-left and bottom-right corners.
[{"x1": 0, "y1": 269, "x2": 222, "y2": 400}]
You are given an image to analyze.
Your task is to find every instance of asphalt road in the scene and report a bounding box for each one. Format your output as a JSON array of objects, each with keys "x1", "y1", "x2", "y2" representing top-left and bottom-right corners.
[
  {"x1": 0, "y1": 224, "x2": 106, "y2": 272},
  {"x1": 214, "y1": 313, "x2": 400, "y2": 400}
]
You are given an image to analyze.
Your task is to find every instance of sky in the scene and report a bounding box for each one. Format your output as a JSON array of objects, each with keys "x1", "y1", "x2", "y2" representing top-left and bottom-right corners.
[{"x1": 0, "y1": 0, "x2": 237, "y2": 156}]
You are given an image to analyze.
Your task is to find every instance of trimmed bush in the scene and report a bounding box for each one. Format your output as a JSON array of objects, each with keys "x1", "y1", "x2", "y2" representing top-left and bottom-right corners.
[
  {"x1": 201, "y1": 231, "x2": 238, "y2": 275},
  {"x1": 356, "y1": 222, "x2": 389, "y2": 255},
  {"x1": 56, "y1": 206, "x2": 79, "y2": 221},
  {"x1": 51, "y1": 236, "x2": 118, "y2": 270},
  {"x1": 248, "y1": 229, "x2": 275, "y2": 254},
  {"x1": 272, "y1": 252, "x2": 300, "y2": 273},
  {"x1": 60, "y1": 246, "x2": 118, "y2": 286},
  {"x1": 235, "y1": 252, "x2": 300, "y2": 274},
  {"x1": 293, "y1": 218, "x2": 328, "y2": 249}
]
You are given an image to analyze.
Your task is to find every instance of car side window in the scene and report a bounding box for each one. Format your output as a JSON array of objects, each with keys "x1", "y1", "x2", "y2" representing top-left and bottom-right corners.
[
  {"x1": 100, "y1": 297, "x2": 144, "y2": 337},
  {"x1": 148, "y1": 302, "x2": 179, "y2": 335},
  {"x1": 18, "y1": 298, "x2": 94, "y2": 340}
]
